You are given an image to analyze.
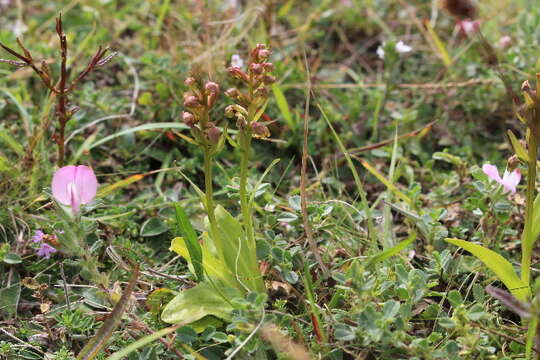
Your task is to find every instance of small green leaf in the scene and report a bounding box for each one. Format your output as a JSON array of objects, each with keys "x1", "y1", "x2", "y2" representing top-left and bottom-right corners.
[
  {"x1": 0, "y1": 270, "x2": 20, "y2": 317},
  {"x1": 466, "y1": 304, "x2": 485, "y2": 321},
  {"x1": 334, "y1": 324, "x2": 356, "y2": 341},
  {"x1": 140, "y1": 218, "x2": 169, "y2": 237},
  {"x1": 382, "y1": 300, "x2": 400, "y2": 321},
  {"x1": 174, "y1": 203, "x2": 203, "y2": 281},
  {"x1": 447, "y1": 290, "x2": 463, "y2": 308},
  {"x1": 288, "y1": 195, "x2": 301, "y2": 211},
  {"x1": 3, "y1": 253, "x2": 22, "y2": 264},
  {"x1": 438, "y1": 317, "x2": 456, "y2": 329},
  {"x1": 445, "y1": 238, "x2": 530, "y2": 301}
]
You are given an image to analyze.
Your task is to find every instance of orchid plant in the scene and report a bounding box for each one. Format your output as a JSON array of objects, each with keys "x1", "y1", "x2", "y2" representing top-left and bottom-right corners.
[{"x1": 161, "y1": 45, "x2": 274, "y2": 329}]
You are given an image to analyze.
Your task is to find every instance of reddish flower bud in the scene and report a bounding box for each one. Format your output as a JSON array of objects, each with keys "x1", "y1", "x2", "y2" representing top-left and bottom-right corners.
[
  {"x1": 254, "y1": 87, "x2": 268, "y2": 98},
  {"x1": 183, "y1": 95, "x2": 200, "y2": 108},
  {"x1": 205, "y1": 81, "x2": 220, "y2": 93},
  {"x1": 257, "y1": 48, "x2": 271, "y2": 60},
  {"x1": 206, "y1": 125, "x2": 222, "y2": 144},
  {"x1": 236, "y1": 114, "x2": 247, "y2": 129},
  {"x1": 225, "y1": 88, "x2": 240, "y2": 98},
  {"x1": 227, "y1": 66, "x2": 249, "y2": 82},
  {"x1": 207, "y1": 92, "x2": 218, "y2": 108},
  {"x1": 250, "y1": 63, "x2": 263, "y2": 74},
  {"x1": 252, "y1": 122, "x2": 270, "y2": 138},
  {"x1": 262, "y1": 75, "x2": 276, "y2": 84},
  {"x1": 182, "y1": 111, "x2": 196, "y2": 126},
  {"x1": 184, "y1": 77, "x2": 197, "y2": 87},
  {"x1": 225, "y1": 105, "x2": 236, "y2": 118},
  {"x1": 262, "y1": 62, "x2": 275, "y2": 72}
]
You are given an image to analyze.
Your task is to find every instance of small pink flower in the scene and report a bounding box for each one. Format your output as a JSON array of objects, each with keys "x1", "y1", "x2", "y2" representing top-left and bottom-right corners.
[
  {"x1": 37, "y1": 243, "x2": 56, "y2": 259},
  {"x1": 32, "y1": 230, "x2": 45, "y2": 243},
  {"x1": 498, "y1": 35, "x2": 512, "y2": 49},
  {"x1": 457, "y1": 20, "x2": 480, "y2": 37},
  {"x1": 52, "y1": 165, "x2": 98, "y2": 214},
  {"x1": 482, "y1": 164, "x2": 521, "y2": 194}
]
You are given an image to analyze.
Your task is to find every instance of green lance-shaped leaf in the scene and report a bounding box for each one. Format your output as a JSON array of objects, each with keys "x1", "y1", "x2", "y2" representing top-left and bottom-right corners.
[
  {"x1": 445, "y1": 238, "x2": 530, "y2": 301},
  {"x1": 174, "y1": 203, "x2": 204, "y2": 281},
  {"x1": 271, "y1": 84, "x2": 294, "y2": 128},
  {"x1": 507, "y1": 129, "x2": 530, "y2": 162},
  {"x1": 77, "y1": 266, "x2": 140, "y2": 360},
  {"x1": 366, "y1": 230, "x2": 416, "y2": 269}
]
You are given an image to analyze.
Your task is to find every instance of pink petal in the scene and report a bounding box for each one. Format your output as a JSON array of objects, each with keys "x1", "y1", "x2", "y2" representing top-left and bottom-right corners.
[
  {"x1": 501, "y1": 169, "x2": 521, "y2": 194},
  {"x1": 51, "y1": 165, "x2": 98, "y2": 213},
  {"x1": 482, "y1": 164, "x2": 502, "y2": 183},
  {"x1": 74, "y1": 165, "x2": 98, "y2": 204},
  {"x1": 51, "y1": 165, "x2": 77, "y2": 205}
]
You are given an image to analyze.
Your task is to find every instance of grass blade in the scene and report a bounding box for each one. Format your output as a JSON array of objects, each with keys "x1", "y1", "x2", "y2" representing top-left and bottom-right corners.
[
  {"x1": 319, "y1": 104, "x2": 376, "y2": 241},
  {"x1": 271, "y1": 84, "x2": 294, "y2": 128},
  {"x1": 88, "y1": 122, "x2": 188, "y2": 150},
  {"x1": 105, "y1": 325, "x2": 181, "y2": 360},
  {"x1": 366, "y1": 230, "x2": 416, "y2": 268}
]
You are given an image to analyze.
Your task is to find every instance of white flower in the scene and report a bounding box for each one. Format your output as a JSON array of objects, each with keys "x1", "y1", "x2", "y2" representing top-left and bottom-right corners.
[
  {"x1": 377, "y1": 41, "x2": 412, "y2": 60},
  {"x1": 395, "y1": 41, "x2": 412, "y2": 54},
  {"x1": 376, "y1": 46, "x2": 385, "y2": 59},
  {"x1": 231, "y1": 54, "x2": 244, "y2": 69}
]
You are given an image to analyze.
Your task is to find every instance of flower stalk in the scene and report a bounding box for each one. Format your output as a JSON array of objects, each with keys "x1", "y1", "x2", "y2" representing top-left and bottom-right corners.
[{"x1": 521, "y1": 132, "x2": 538, "y2": 285}]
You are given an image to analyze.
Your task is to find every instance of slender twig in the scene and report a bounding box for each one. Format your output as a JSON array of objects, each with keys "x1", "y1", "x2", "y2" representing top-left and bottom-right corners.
[{"x1": 59, "y1": 261, "x2": 71, "y2": 312}]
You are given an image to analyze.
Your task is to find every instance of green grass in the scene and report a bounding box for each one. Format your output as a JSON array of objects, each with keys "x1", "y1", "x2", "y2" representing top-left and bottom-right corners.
[{"x1": 0, "y1": 0, "x2": 538, "y2": 359}]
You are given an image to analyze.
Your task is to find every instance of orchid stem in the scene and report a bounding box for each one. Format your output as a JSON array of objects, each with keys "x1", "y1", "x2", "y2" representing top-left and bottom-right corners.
[{"x1": 521, "y1": 132, "x2": 538, "y2": 286}]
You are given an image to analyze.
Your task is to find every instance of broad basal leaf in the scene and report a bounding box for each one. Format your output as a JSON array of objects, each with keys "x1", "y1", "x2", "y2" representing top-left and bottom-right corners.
[{"x1": 161, "y1": 281, "x2": 239, "y2": 325}]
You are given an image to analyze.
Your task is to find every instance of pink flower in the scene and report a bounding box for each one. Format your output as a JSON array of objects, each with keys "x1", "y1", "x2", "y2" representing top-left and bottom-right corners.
[
  {"x1": 52, "y1": 165, "x2": 98, "y2": 214},
  {"x1": 482, "y1": 164, "x2": 521, "y2": 194},
  {"x1": 498, "y1": 35, "x2": 512, "y2": 49},
  {"x1": 37, "y1": 243, "x2": 56, "y2": 259},
  {"x1": 32, "y1": 230, "x2": 45, "y2": 243},
  {"x1": 457, "y1": 20, "x2": 480, "y2": 37}
]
